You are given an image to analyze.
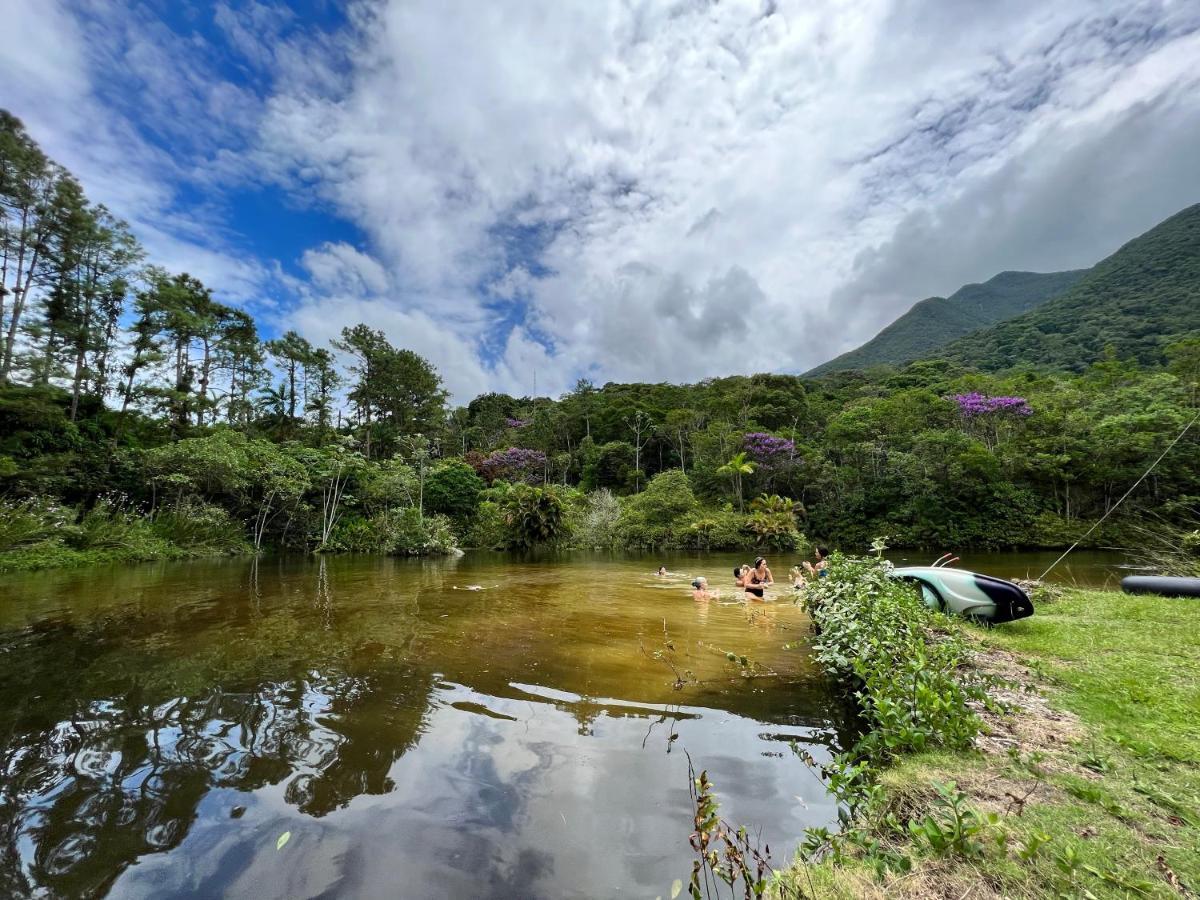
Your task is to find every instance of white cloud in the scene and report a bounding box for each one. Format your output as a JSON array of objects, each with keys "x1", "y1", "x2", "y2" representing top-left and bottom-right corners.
[
  {"x1": 4, "y1": 0, "x2": 1199, "y2": 400},
  {"x1": 257, "y1": 0, "x2": 1200, "y2": 386}
]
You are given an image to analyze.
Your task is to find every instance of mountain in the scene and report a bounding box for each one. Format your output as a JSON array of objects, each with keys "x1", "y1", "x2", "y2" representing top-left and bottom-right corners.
[
  {"x1": 941, "y1": 203, "x2": 1200, "y2": 371},
  {"x1": 807, "y1": 270, "x2": 1086, "y2": 376}
]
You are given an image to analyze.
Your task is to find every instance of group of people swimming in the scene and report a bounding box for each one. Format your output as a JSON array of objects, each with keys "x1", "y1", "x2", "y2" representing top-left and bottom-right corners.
[{"x1": 657, "y1": 546, "x2": 830, "y2": 602}]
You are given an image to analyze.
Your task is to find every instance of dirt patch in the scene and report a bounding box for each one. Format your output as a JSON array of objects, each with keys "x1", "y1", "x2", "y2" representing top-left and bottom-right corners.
[{"x1": 967, "y1": 643, "x2": 1084, "y2": 771}]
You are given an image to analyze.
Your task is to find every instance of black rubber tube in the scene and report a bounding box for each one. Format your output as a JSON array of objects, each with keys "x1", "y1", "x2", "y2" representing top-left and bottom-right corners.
[{"x1": 1121, "y1": 575, "x2": 1200, "y2": 597}]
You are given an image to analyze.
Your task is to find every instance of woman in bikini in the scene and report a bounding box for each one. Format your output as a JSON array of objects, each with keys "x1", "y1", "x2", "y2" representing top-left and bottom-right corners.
[{"x1": 745, "y1": 556, "x2": 773, "y2": 600}]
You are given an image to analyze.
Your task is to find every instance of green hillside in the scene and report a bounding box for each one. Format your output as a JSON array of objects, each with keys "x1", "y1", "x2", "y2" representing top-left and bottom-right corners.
[
  {"x1": 808, "y1": 269, "x2": 1085, "y2": 375},
  {"x1": 943, "y1": 203, "x2": 1200, "y2": 371}
]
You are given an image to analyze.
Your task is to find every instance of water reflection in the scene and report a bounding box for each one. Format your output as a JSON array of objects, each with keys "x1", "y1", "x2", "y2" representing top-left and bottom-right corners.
[{"x1": 0, "y1": 552, "x2": 859, "y2": 898}]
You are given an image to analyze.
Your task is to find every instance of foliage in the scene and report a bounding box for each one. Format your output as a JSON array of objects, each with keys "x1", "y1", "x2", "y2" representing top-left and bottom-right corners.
[
  {"x1": 944, "y1": 203, "x2": 1200, "y2": 371},
  {"x1": 809, "y1": 269, "x2": 1086, "y2": 375},
  {"x1": 477, "y1": 446, "x2": 547, "y2": 484},
  {"x1": 617, "y1": 469, "x2": 697, "y2": 547},
  {"x1": 806, "y1": 555, "x2": 986, "y2": 762},
  {"x1": 571, "y1": 488, "x2": 622, "y2": 549},
  {"x1": 423, "y1": 460, "x2": 484, "y2": 521},
  {"x1": 499, "y1": 484, "x2": 567, "y2": 550},
  {"x1": 746, "y1": 494, "x2": 803, "y2": 551}
]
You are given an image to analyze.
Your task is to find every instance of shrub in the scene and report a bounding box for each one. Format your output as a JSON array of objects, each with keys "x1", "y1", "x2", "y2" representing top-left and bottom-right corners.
[
  {"x1": 617, "y1": 470, "x2": 698, "y2": 547},
  {"x1": 0, "y1": 496, "x2": 71, "y2": 551},
  {"x1": 68, "y1": 497, "x2": 165, "y2": 553},
  {"x1": 684, "y1": 506, "x2": 748, "y2": 551},
  {"x1": 152, "y1": 498, "x2": 250, "y2": 554},
  {"x1": 424, "y1": 460, "x2": 485, "y2": 521},
  {"x1": 805, "y1": 554, "x2": 986, "y2": 762},
  {"x1": 500, "y1": 484, "x2": 567, "y2": 550},
  {"x1": 571, "y1": 488, "x2": 621, "y2": 549},
  {"x1": 746, "y1": 494, "x2": 804, "y2": 551},
  {"x1": 464, "y1": 499, "x2": 506, "y2": 549}
]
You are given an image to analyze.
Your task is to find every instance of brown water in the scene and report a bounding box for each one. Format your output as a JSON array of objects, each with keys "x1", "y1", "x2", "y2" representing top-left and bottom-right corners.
[
  {"x1": 0, "y1": 552, "x2": 856, "y2": 900},
  {"x1": 0, "y1": 548, "x2": 1129, "y2": 899}
]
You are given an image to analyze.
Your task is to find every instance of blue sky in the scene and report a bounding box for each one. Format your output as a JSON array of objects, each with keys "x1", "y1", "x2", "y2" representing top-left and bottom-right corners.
[{"x1": 3, "y1": 0, "x2": 1199, "y2": 400}]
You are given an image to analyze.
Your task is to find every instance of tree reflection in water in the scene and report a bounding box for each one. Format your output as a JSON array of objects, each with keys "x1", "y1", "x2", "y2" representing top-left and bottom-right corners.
[{"x1": 0, "y1": 561, "x2": 436, "y2": 898}]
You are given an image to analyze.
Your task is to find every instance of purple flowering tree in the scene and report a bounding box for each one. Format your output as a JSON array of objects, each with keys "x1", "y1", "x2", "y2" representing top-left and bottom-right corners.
[
  {"x1": 742, "y1": 432, "x2": 798, "y2": 492},
  {"x1": 743, "y1": 432, "x2": 796, "y2": 463},
  {"x1": 480, "y1": 447, "x2": 548, "y2": 484},
  {"x1": 952, "y1": 392, "x2": 1032, "y2": 449},
  {"x1": 505, "y1": 417, "x2": 531, "y2": 429}
]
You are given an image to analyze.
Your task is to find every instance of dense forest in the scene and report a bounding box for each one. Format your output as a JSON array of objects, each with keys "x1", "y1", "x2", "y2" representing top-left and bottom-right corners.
[
  {"x1": 3, "y1": 110, "x2": 1200, "y2": 570},
  {"x1": 808, "y1": 269, "x2": 1086, "y2": 375},
  {"x1": 943, "y1": 203, "x2": 1200, "y2": 371}
]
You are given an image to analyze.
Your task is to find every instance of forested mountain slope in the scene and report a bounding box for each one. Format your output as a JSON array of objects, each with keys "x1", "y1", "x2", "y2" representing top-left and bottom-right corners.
[
  {"x1": 942, "y1": 203, "x2": 1200, "y2": 371},
  {"x1": 808, "y1": 269, "x2": 1086, "y2": 375}
]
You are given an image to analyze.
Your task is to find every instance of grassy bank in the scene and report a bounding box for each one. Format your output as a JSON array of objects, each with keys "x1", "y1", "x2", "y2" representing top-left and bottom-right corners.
[{"x1": 776, "y1": 578, "x2": 1200, "y2": 898}]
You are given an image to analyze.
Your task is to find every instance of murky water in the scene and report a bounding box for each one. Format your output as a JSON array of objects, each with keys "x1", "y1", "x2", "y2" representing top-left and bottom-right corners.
[
  {"x1": 0, "y1": 552, "x2": 858, "y2": 899},
  {"x1": 0, "y1": 548, "x2": 1128, "y2": 898}
]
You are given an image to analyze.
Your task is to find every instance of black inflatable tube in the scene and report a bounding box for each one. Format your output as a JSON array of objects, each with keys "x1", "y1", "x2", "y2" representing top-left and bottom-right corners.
[{"x1": 1121, "y1": 575, "x2": 1200, "y2": 597}]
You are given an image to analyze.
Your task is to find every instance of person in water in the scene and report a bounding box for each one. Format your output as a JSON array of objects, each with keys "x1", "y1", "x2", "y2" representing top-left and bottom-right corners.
[
  {"x1": 789, "y1": 566, "x2": 806, "y2": 589},
  {"x1": 733, "y1": 564, "x2": 750, "y2": 590},
  {"x1": 691, "y1": 577, "x2": 717, "y2": 600},
  {"x1": 657, "y1": 566, "x2": 669, "y2": 577},
  {"x1": 802, "y1": 546, "x2": 830, "y2": 579},
  {"x1": 745, "y1": 557, "x2": 773, "y2": 599}
]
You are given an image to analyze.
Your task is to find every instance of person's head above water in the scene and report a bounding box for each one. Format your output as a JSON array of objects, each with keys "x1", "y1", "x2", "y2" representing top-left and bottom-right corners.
[
  {"x1": 754, "y1": 556, "x2": 766, "y2": 569},
  {"x1": 692, "y1": 576, "x2": 708, "y2": 589},
  {"x1": 815, "y1": 546, "x2": 829, "y2": 559},
  {"x1": 657, "y1": 565, "x2": 667, "y2": 575}
]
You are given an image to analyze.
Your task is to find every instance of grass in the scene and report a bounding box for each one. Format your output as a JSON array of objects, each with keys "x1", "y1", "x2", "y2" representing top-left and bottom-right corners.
[{"x1": 777, "y1": 588, "x2": 1200, "y2": 899}]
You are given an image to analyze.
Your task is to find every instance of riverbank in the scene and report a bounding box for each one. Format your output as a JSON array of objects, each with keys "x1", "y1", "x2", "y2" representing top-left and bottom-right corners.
[{"x1": 775, "y1": 582, "x2": 1200, "y2": 898}]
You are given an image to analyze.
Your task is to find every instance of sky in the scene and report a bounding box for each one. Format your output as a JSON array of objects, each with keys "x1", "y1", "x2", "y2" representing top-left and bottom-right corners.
[{"x1": 3, "y1": 0, "x2": 1199, "y2": 402}]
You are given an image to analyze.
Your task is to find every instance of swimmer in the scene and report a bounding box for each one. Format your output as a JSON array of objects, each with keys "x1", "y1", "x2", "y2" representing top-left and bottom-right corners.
[
  {"x1": 745, "y1": 556, "x2": 773, "y2": 600},
  {"x1": 656, "y1": 565, "x2": 669, "y2": 577},
  {"x1": 802, "y1": 546, "x2": 830, "y2": 579},
  {"x1": 733, "y1": 564, "x2": 750, "y2": 590},
  {"x1": 691, "y1": 577, "x2": 718, "y2": 600}
]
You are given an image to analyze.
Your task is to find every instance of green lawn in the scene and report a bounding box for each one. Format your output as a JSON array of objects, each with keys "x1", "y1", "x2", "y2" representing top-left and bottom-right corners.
[{"x1": 778, "y1": 589, "x2": 1200, "y2": 899}]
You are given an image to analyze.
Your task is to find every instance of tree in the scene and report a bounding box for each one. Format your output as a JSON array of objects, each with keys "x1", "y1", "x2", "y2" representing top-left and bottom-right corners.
[
  {"x1": 304, "y1": 347, "x2": 340, "y2": 435},
  {"x1": 623, "y1": 410, "x2": 654, "y2": 492},
  {"x1": 716, "y1": 451, "x2": 756, "y2": 511},
  {"x1": 0, "y1": 111, "x2": 65, "y2": 385},
  {"x1": 266, "y1": 330, "x2": 314, "y2": 422},
  {"x1": 424, "y1": 460, "x2": 485, "y2": 522},
  {"x1": 334, "y1": 324, "x2": 447, "y2": 458}
]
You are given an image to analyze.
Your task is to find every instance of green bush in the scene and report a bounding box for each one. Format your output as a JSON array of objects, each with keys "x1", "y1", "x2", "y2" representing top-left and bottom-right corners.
[
  {"x1": 570, "y1": 488, "x2": 621, "y2": 549},
  {"x1": 463, "y1": 499, "x2": 506, "y2": 549},
  {"x1": 500, "y1": 484, "x2": 568, "y2": 550},
  {"x1": 68, "y1": 497, "x2": 167, "y2": 553},
  {"x1": 806, "y1": 554, "x2": 986, "y2": 762},
  {"x1": 0, "y1": 496, "x2": 72, "y2": 551},
  {"x1": 424, "y1": 459, "x2": 485, "y2": 521},
  {"x1": 617, "y1": 470, "x2": 697, "y2": 547},
  {"x1": 387, "y1": 508, "x2": 457, "y2": 555},
  {"x1": 152, "y1": 498, "x2": 250, "y2": 554}
]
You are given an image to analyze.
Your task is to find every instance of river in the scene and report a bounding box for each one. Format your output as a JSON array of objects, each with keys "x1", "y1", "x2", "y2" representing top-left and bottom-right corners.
[{"x1": 0, "y1": 549, "x2": 1126, "y2": 898}]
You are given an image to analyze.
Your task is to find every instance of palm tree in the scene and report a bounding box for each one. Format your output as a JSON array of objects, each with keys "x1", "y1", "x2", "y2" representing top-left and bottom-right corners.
[{"x1": 716, "y1": 452, "x2": 756, "y2": 511}]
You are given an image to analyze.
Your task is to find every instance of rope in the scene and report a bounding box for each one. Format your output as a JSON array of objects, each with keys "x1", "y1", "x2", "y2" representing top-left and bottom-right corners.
[{"x1": 1038, "y1": 407, "x2": 1200, "y2": 581}]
